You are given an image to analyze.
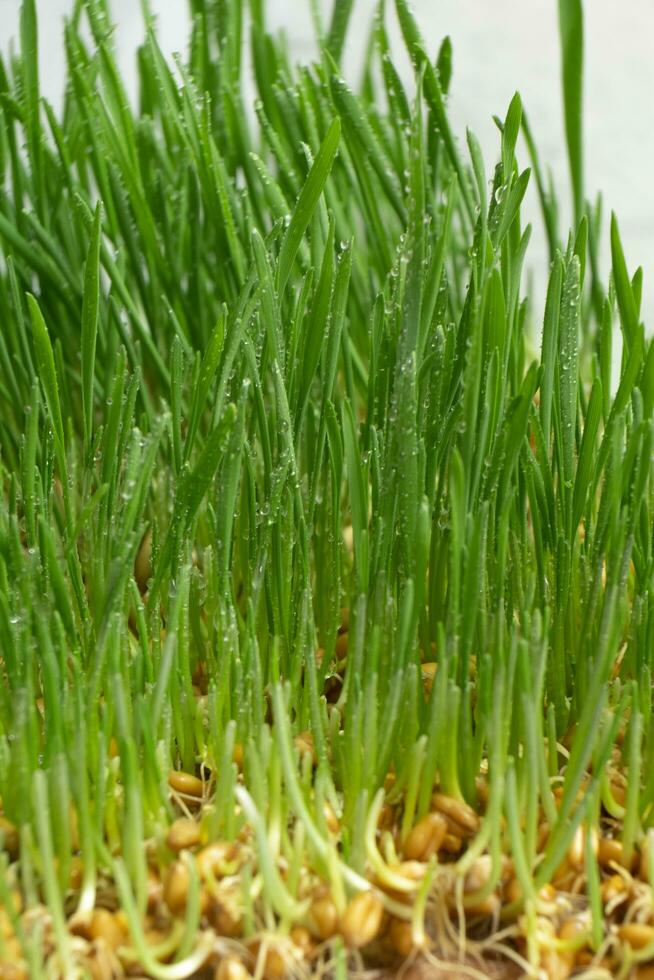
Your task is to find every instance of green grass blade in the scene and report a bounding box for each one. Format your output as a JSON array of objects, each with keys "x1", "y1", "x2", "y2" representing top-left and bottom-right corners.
[
  {"x1": 610, "y1": 212, "x2": 639, "y2": 349},
  {"x1": 27, "y1": 294, "x2": 66, "y2": 471},
  {"x1": 276, "y1": 117, "x2": 341, "y2": 295},
  {"x1": 327, "y1": 0, "x2": 354, "y2": 64},
  {"x1": 558, "y1": 0, "x2": 584, "y2": 223},
  {"x1": 81, "y1": 202, "x2": 102, "y2": 455}
]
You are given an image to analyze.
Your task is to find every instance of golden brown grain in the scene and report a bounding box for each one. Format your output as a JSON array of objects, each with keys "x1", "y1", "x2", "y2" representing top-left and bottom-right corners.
[
  {"x1": 166, "y1": 817, "x2": 200, "y2": 851},
  {"x1": 404, "y1": 812, "x2": 447, "y2": 861},
  {"x1": 341, "y1": 891, "x2": 383, "y2": 948},
  {"x1": 431, "y1": 793, "x2": 479, "y2": 835},
  {"x1": 168, "y1": 770, "x2": 204, "y2": 798}
]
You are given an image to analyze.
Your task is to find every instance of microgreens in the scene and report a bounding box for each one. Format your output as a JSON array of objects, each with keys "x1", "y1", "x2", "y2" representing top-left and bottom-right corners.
[{"x1": 0, "y1": 0, "x2": 652, "y2": 976}]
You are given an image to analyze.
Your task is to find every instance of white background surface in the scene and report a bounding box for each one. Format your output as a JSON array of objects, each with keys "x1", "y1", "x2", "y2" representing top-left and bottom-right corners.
[{"x1": 1, "y1": 0, "x2": 653, "y2": 325}]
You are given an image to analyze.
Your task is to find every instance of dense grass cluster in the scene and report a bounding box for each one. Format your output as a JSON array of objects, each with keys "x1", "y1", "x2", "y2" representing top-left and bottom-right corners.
[{"x1": 1, "y1": 0, "x2": 654, "y2": 977}]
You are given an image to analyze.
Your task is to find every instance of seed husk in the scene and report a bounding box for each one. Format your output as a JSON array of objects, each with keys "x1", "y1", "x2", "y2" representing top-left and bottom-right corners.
[
  {"x1": 610, "y1": 782, "x2": 626, "y2": 806},
  {"x1": 618, "y1": 922, "x2": 654, "y2": 950},
  {"x1": 290, "y1": 926, "x2": 314, "y2": 956},
  {"x1": 208, "y1": 898, "x2": 242, "y2": 937},
  {"x1": 310, "y1": 891, "x2": 339, "y2": 940},
  {"x1": 163, "y1": 860, "x2": 189, "y2": 915},
  {"x1": 377, "y1": 803, "x2": 395, "y2": 831},
  {"x1": 215, "y1": 957, "x2": 252, "y2": 980},
  {"x1": 72, "y1": 907, "x2": 128, "y2": 950},
  {"x1": 465, "y1": 893, "x2": 501, "y2": 917},
  {"x1": 558, "y1": 913, "x2": 588, "y2": 945},
  {"x1": 598, "y1": 835, "x2": 635, "y2": 870},
  {"x1": 197, "y1": 841, "x2": 239, "y2": 880},
  {"x1": 166, "y1": 817, "x2": 201, "y2": 851},
  {"x1": 89, "y1": 908, "x2": 126, "y2": 949},
  {"x1": 440, "y1": 812, "x2": 475, "y2": 839},
  {"x1": 540, "y1": 950, "x2": 574, "y2": 980},
  {"x1": 168, "y1": 770, "x2": 204, "y2": 798},
  {"x1": 388, "y1": 917, "x2": 417, "y2": 957},
  {"x1": 431, "y1": 793, "x2": 479, "y2": 835},
  {"x1": 441, "y1": 832, "x2": 463, "y2": 854},
  {"x1": 143, "y1": 923, "x2": 172, "y2": 955},
  {"x1": 390, "y1": 860, "x2": 428, "y2": 883},
  {"x1": 341, "y1": 891, "x2": 384, "y2": 948},
  {"x1": 575, "y1": 950, "x2": 613, "y2": 970},
  {"x1": 164, "y1": 860, "x2": 210, "y2": 918},
  {"x1": 600, "y1": 874, "x2": 627, "y2": 905},
  {"x1": 404, "y1": 812, "x2": 447, "y2": 861},
  {"x1": 379, "y1": 860, "x2": 428, "y2": 903},
  {"x1": 505, "y1": 877, "x2": 555, "y2": 907},
  {"x1": 251, "y1": 941, "x2": 287, "y2": 980},
  {"x1": 463, "y1": 855, "x2": 510, "y2": 897},
  {"x1": 264, "y1": 949, "x2": 286, "y2": 980},
  {"x1": 567, "y1": 824, "x2": 598, "y2": 870}
]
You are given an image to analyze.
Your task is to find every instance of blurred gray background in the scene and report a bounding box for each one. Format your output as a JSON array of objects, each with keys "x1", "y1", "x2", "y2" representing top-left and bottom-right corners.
[{"x1": 1, "y1": 0, "x2": 653, "y2": 325}]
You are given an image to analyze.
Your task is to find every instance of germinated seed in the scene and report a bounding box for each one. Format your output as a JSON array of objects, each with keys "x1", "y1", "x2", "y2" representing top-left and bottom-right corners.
[
  {"x1": 341, "y1": 892, "x2": 384, "y2": 948},
  {"x1": 166, "y1": 818, "x2": 201, "y2": 851},
  {"x1": 618, "y1": 923, "x2": 654, "y2": 950},
  {"x1": 432, "y1": 794, "x2": 480, "y2": 835},
  {"x1": 404, "y1": 812, "x2": 447, "y2": 861},
  {"x1": 168, "y1": 770, "x2": 204, "y2": 798},
  {"x1": 310, "y1": 891, "x2": 339, "y2": 940}
]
